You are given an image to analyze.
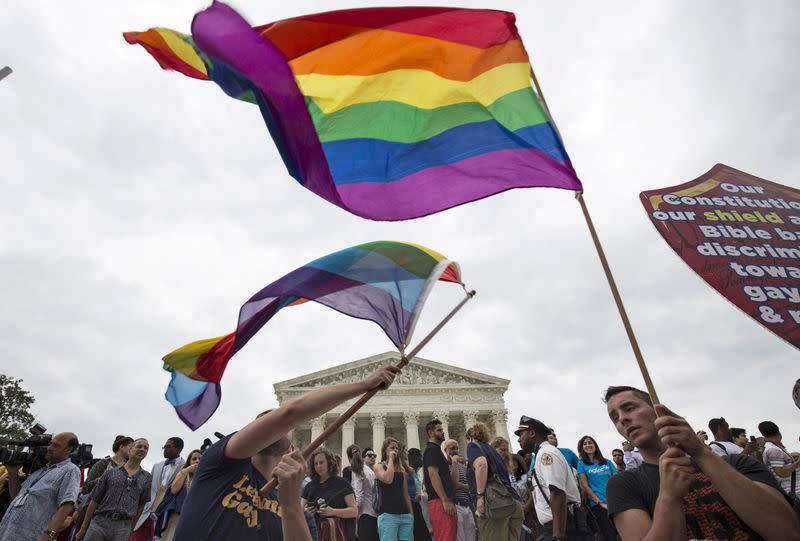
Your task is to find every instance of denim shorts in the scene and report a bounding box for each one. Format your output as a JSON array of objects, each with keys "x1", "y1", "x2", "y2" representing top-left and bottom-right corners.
[{"x1": 377, "y1": 512, "x2": 413, "y2": 540}]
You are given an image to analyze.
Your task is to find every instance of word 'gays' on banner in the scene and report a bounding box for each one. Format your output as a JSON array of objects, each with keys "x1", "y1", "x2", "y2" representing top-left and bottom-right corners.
[{"x1": 641, "y1": 163, "x2": 800, "y2": 350}]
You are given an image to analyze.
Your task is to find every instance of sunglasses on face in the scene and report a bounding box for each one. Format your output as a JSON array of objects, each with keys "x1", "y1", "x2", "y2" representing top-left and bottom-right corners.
[{"x1": 365, "y1": 453, "x2": 376, "y2": 458}]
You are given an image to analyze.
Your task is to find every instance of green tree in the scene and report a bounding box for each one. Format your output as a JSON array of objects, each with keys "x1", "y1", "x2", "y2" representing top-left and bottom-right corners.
[{"x1": 0, "y1": 375, "x2": 35, "y2": 444}]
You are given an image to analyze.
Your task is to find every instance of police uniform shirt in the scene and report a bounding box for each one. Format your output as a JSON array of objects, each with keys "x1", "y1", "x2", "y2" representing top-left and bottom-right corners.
[{"x1": 530, "y1": 442, "x2": 581, "y2": 524}]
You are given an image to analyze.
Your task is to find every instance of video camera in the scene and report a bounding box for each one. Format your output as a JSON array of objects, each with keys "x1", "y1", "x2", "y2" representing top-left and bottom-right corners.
[{"x1": 0, "y1": 424, "x2": 94, "y2": 475}]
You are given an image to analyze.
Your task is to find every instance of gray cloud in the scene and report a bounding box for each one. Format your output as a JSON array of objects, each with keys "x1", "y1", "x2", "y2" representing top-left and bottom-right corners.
[{"x1": 1, "y1": 1, "x2": 798, "y2": 466}]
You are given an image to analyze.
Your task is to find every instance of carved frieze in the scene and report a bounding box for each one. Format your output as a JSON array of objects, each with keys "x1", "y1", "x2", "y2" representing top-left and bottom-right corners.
[{"x1": 287, "y1": 362, "x2": 495, "y2": 388}]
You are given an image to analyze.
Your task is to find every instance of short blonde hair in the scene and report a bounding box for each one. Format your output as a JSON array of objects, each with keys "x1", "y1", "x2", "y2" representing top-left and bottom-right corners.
[
  {"x1": 490, "y1": 436, "x2": 510, "y2": 449},
  {"x1": 466, "y1": 422, "x2": 491, "y2": 443}
]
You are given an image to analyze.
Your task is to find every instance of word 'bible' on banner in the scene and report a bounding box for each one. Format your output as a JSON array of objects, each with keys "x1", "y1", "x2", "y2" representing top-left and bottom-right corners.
[{"x1": 641, "y1": 163, "x2": 800, "y2": 350}]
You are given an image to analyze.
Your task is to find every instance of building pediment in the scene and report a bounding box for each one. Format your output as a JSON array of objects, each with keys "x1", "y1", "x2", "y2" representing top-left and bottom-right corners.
[{"x1": 274, "y1": 351, "x2": 508, "y2": 392}]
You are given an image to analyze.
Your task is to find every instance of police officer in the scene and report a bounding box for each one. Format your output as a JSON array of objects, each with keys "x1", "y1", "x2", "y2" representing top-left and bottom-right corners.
[{"x1": 516, "y1": 417, "x2": 587, "y2": 541}]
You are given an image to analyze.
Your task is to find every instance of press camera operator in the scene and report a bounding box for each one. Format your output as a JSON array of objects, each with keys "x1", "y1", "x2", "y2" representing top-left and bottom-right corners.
[{"x1": 0, "y1": 432, "x2": 81, "y2": 541}]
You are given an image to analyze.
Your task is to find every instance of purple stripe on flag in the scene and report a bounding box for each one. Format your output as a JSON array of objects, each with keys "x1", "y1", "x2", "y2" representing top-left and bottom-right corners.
[
  {"x1": 337, "y1": 148, "x2": 583, "y2": 221},
  {"x1": 191, "y1": 1, "x2": 339, "y2": 206},
  {"x1": 235, "y1": 266, "x2": 410, "y2": 350},
  {"x1": 173, "y1": 381, "x2": 222, "y2": 431}
]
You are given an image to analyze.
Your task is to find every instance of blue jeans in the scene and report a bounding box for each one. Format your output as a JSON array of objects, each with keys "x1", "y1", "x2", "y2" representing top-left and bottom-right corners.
[{"x1": 377, "y1": 512, "x2": 413, "y2": 541}]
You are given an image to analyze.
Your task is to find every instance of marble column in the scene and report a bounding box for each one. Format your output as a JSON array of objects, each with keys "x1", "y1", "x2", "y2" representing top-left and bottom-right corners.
[
  {"x1": 491, "y1": 409, "x2": 510, "y2": 443},
  {"x1": 341, "y1": 417, "x2": 356, "y2": 459},
  {"x1": 310, "y1": 416, "x2": 326, "y2": 445},
  {"x1": 371, "y1": 412, "x2": 386, "y2": 452},
  {"x1": 463, "y1": 410, "x2": 479, "y2": 430},
  {"x1": 403, "y1": 411, "x2": 420, "y2": 450},
  {"x1": 460, "y1": 410, "x2": 479, "y2": 450},
  {"x1": 434, "y1": 410, "x2": 450, "y2": 439}
]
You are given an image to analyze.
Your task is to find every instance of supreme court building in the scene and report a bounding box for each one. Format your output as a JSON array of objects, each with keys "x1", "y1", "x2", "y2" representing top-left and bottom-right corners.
[{"x1": 274, "y1": 352, "x2": 511, "y2": 457}]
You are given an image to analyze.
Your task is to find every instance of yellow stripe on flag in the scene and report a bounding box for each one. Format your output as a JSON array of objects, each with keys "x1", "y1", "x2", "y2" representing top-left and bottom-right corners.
[{"x1": 296, "y1": 62, "x2": 531, "y2": 114}]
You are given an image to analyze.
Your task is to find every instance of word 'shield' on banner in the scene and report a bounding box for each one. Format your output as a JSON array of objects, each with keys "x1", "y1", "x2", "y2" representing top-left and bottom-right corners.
[{"x1": 641, "y1": 163, "x2": 800, "y2": 350}]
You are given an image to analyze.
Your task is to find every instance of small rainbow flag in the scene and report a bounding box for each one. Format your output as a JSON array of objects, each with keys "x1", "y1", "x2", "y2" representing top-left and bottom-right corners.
[
  {"x1": 164, "y1": 241, "x2": 462, "y2": 429},
  {"x1": 125, "y1": 2, "x2": 582, "y2": 221}
]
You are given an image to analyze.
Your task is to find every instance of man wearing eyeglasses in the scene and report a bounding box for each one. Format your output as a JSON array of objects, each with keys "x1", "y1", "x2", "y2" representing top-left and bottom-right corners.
[
  {"x1": 76, "y1": 439, "x2": 152, "y2": 541},
  {"x1": 131, "y1": 437, "x2": 185, "y2": 540}
]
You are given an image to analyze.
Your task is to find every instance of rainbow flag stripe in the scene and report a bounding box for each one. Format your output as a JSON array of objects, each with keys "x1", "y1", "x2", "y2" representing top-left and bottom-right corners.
[
  {"x1": 125, "y1": 2, "x2": 582, "y2": 220},
  {"x1": 163, "y1": 240, "x2": 461, "y2": 429}
]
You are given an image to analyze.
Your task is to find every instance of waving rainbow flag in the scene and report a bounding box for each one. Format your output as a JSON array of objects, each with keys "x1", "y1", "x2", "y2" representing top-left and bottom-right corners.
[
  {"x1": 125, "y1": 2, "x2": 581, "y2": 221},
  {"x1": 164, "y1": 241, "x2": 462, "y2": 429}
]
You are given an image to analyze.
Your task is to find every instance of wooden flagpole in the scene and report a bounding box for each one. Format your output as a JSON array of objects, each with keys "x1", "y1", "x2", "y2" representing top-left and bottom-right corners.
[
  {"x1": 261, "y1": 288, "x2": 476, "y2": 494},
  {"x1": 530, "y1": 67, "x2": 660, "y2": 404}
]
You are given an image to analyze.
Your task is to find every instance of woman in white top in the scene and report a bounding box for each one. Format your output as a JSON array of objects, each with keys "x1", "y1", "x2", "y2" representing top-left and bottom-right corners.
[{"x1": 347, "y1": 444, "x2": 378, "y2": 541}]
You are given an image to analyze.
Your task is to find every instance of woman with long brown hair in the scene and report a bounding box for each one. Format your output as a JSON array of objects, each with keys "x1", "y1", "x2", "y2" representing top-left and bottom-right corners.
[
  {"x1": 576, "y1": 435, "x2": 617, "y2": 541},
  {"x1": 302, "y1": 447, "x2": 358, "y2": 541},
  {"x1": 347, "y1": 444, "x2": 378, "y2": 541},
  {"x1": 155, "y1": 449, "x2": 202, "y2": 541},
  {"x1": 373, "y1": 437, "x2": 414, "y2": 541}
]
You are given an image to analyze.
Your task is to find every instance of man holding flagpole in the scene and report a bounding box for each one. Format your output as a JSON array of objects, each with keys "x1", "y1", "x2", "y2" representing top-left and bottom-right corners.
[
  {"x1": 603, "y1": 385, "x2": 800, "y2": 540},
  {"x1": 173, "y1": 364, "x2": 401, "y2": 541}
]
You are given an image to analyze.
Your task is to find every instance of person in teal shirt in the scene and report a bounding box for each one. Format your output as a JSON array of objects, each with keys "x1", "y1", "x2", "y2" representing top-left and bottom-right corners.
[
  {"x1": 576, "y1": 436, "x2": 617, "y2": 541},
  {"x1": 526, "y1": 428, "x2": 580, "y2": 475}
]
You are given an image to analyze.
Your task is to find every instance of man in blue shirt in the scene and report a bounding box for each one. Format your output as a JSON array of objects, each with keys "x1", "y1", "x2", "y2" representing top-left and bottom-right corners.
[
  {"x1": 547, "y1": 428, "x2": 580, "y2": 470},
  {"x1": 0, "y1": 432, "x2": 81, "y2": 541},
  {"x1": 527, "y1": 427, "x2": 580, "y2": 479}
]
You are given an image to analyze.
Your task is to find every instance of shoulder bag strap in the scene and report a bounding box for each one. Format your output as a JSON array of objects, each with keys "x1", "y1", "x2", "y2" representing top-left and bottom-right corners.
[
  {"x1": 529, "y1": 461, "x2": 550, "y2": 508},
  {"x1": 709, "y1": 442, "x2": 728, "y2": 454}
]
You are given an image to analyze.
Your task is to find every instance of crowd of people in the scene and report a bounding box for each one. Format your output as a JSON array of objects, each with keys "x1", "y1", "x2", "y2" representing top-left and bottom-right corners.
[{"x1": 1, "y1": 365, "x2": 799, "y2": 541}]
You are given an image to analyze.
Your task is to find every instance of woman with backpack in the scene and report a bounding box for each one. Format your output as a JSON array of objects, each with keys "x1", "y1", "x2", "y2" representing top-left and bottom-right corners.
[
  {"x1": 373, "y1": 437, "x2": 414, "y2": 541},
  {"x1": 466, "y1": 422, "x2": 524, "y2": 541}
]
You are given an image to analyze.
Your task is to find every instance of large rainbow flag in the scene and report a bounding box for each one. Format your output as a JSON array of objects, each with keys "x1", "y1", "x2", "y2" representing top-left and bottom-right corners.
[
  {"x1": 164, "y1": 240, "x2": 462, "y2": 429},
  {"x1": 125, "y1": 2, "x2": 582, "y2": 221}
]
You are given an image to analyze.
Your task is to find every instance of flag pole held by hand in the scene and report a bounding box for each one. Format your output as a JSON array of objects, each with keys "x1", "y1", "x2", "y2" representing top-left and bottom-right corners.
[
  {"x1": 529, "y1": 65, "x2": 660, "y2": 405},
  {"x1": 260, "y1": 289, "x2": 476, "y2": 494}
]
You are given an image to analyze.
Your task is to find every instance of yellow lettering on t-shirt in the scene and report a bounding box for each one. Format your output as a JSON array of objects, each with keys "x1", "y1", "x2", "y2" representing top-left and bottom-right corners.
[
  {"x1": 232, "y1": 475, "x2": 249, "y2": 490},
  {"x1": 222, "y1": 490, "x2": 242, "y2": 508},
  {"x1": 220, "y1": 476, "x2": 284, "y2": 528}
]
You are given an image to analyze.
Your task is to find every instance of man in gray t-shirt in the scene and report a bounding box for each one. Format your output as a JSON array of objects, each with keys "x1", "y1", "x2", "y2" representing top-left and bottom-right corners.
[{"x1": 0, "y1": 432, "x2": 81, "y2": 541}]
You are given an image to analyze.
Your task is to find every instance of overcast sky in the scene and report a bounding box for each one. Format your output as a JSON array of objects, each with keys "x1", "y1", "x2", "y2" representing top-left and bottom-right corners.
[{"x1": 2, "y1": 1, "x2": 798, "y2": 468}]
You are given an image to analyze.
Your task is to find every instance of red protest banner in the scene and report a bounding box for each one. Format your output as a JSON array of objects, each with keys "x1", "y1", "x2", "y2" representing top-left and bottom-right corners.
[{"x1": 641, "y1": 163, "x2": 800, "y2": 350}]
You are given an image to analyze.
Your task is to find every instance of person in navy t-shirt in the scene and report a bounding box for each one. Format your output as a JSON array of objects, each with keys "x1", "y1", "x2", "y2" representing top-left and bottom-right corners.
[{"x1": 174, "y1": 365, "x2": 400, "y2": 541}]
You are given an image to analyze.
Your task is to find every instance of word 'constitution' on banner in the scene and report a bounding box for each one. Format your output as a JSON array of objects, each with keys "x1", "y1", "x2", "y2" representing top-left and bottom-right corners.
[{"x1": 641, "y1": 163, "x2": 800, "y2": 350}]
